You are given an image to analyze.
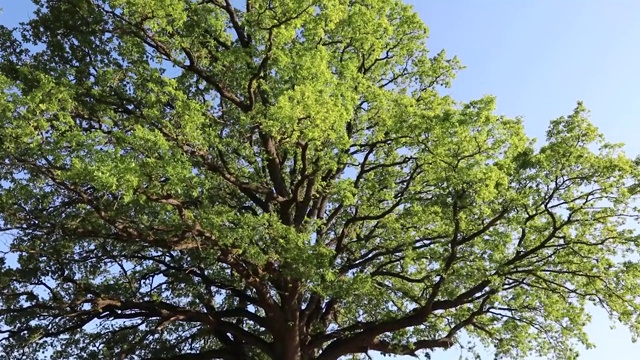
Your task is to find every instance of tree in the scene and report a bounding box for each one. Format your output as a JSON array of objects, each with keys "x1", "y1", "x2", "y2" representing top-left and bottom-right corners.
[{"x1": 1, "y1": 1, "x2": 640, "y2": 359}]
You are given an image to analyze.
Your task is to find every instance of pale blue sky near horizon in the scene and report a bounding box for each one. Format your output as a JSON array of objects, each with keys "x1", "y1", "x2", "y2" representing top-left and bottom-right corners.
[{"x1": 2, "y1": 1, "x2": 640, "y2": 359}]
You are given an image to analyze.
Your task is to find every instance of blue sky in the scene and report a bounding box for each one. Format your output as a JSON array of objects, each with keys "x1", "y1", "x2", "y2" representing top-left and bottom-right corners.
[
  {"x1": 404, "y1": 1, "x2": 640, "y2": 359},
  {"x1": 2, "y1": 1, "x2": 640, "y2": 359}
]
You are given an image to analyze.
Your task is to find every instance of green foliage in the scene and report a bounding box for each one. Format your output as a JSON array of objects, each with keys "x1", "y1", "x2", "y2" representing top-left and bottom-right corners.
[{"x1": 1, "y1": 1, "x2": 640, "y2": 359}]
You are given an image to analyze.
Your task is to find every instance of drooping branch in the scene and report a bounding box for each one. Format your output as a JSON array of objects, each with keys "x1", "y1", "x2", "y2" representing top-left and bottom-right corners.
[
  {"x1": 210, "y1": 0, "x2": 251, "y2": 48},
  {"x1": 312, "y1": 279, "x2": 492, "y2": 359}
]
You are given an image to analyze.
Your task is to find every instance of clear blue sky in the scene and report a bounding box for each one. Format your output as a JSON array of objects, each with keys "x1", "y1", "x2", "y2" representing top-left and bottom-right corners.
[
  {"x1": 2, "y1": 1, "x2": 640, "y2": 359},
  {"x1": 406, "y1": 1, "x2": 640, "y2": 359}
]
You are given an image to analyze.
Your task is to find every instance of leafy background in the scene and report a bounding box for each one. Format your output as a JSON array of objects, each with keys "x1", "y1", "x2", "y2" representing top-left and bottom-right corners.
[{"x1": 2, "y1": 0, "x2": 640, "y2": 359}]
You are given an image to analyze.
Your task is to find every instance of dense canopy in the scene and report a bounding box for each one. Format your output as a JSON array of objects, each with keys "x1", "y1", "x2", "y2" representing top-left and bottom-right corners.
[{"x1": 1, "y1": 1, "x2": 640, "y2": 359}]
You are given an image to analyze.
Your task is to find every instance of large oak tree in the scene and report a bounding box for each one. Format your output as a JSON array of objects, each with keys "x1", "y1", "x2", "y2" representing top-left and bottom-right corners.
[{"x1": 2, "y1": 1, "x2": 640, "y2": 359}]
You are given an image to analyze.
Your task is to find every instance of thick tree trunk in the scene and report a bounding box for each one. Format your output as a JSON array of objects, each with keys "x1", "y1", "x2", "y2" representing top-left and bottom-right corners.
[
  {"x1": 274, "y1": 279, "x2": 304, "y2": 360},
  {"x1": 280, "y1": 332, "x2": 302, "y2": 360},
  {"x1": 273, "y1": 316, "x2": 304, "y2": 360}
]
